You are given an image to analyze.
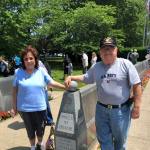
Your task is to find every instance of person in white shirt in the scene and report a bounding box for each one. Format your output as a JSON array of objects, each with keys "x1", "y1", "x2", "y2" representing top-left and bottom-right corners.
[
  {"x1": 82, "y1": 51, "x2": 88, "y2": 73},
  {"x1": 91, "y1": 52, "x2": 97, "y2": 66}
]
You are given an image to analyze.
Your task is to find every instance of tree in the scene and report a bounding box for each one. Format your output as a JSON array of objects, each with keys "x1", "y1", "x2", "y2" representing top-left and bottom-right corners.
[
  {"x1": 0, "y1": 0, "x2": 42, "y2": 56},
  {"x1": 122, "y1": 0, "x2": 145, "y2": 47},
  {"x1": 0, "y1": 0, "x2": 145, "y2": 56},
  {"x1": 95, "y1": 0, "x2": 145, "y2": 47},
  {"x1": 33, "y1": 2, "x2": 119, "y2": 54},
  {"x1": 64, "y1": 2, "x2": 117, "y2": 52}
]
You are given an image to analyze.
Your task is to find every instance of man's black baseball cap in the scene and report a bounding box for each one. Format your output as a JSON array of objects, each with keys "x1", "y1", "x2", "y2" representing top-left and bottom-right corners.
[{"x1": 100, "y1": 37, "x2": 117, "y2": 48}]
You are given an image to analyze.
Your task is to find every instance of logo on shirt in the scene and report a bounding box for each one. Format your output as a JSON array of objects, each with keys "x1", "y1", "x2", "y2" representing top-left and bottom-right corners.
[
  {"x1": 101, "y1": 73, "x2": 116, "y2": 79},
  {"x1": 101, "y1": 74, "x2": 116, "y2": 83}
]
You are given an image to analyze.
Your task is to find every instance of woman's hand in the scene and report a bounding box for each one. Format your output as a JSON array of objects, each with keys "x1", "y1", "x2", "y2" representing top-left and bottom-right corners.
[{"x1": 10, "y1": 108, "x2": 17, "y2": 118}]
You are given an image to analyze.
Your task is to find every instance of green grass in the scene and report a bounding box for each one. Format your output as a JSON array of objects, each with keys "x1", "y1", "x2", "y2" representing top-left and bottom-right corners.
[
  {"x1": 51, "y1": 68, "x2": 85, "y2": 91},
  {"x1": 46, "y1": 57, "x2": 86, "y2": 89}
]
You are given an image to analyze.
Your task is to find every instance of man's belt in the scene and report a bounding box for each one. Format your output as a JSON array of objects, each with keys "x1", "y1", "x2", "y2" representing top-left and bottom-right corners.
[{"x1": 97, "y1": 99, "x2": 132, "y2": 109}]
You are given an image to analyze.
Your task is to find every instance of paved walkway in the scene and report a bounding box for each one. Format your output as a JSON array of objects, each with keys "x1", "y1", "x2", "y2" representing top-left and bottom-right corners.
[
  {"x1": 127, "y1": 81, "x2": 150, "y2": 150},
  {"x1": 1, "y1": 81, "x2": 150, "y2": 150},
  {"x1": 0, "y1": 91, "x2": 64, "y2": 150}
]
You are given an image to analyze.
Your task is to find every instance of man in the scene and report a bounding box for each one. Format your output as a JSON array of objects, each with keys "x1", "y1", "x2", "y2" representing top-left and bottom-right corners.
[
  {"x1": 82, "y1": 51, "x2": 88, "y2": 73},
  {"x1": 130, "y1": 49, "x2": 139, "y2": 64},
  {"x1": 0, "y1": 56, "x2": 9, "y2": 77},
  {"x1": 65, "y1": 37, "x2": 142, "y2": 150},
  {"x1": 127, "y1": 49, "x2": 133, "y2": 61}
]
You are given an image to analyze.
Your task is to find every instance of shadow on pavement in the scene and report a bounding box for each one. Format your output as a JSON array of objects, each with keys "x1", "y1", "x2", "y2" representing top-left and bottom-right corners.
[
  {"x1": 8, "y1": 121, "x2": 25, "y2": 130},
  {"x1": 7, "y1": 146, "x2": 29, "y2": 150}
]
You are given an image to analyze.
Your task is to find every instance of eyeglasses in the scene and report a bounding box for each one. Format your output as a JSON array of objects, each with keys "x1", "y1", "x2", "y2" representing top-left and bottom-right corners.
[{"x1": 24, "y1": 57, "x2": 34, "y2": 61}]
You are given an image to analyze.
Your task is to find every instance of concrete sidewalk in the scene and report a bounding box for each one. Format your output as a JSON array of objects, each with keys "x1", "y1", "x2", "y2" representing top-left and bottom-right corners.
[
  {"x1": 127, "y1": 81, "x2": 150, "y2": 150},
  {"x1": 1, "y1": 81, "x2": 150, "y2": 150},
  {"x1": 0, "y1": 91, "x2": 64, "y2": 150}
]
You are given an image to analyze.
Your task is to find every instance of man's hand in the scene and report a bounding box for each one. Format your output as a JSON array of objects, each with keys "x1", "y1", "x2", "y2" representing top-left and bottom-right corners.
[
  {"x1": 64, "y1": 76, "x2": 72, "y2": 88},
  {"x1": 64, "y1": 74, "x2": 84, "y2": 89},
  {"x1": 131, "y1": 106, "x2": 140, "y2": 119},
  {"x1": 131, "y1": 83, "x2": 142, "y2": 119}
]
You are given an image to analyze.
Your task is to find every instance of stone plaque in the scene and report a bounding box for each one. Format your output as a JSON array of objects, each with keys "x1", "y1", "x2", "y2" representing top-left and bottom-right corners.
[
  {"x1": 57, "y1": 112, "x2": 74, "y2": 134},
  {"x1": 55, "y1": 136, "x2": 76, "y2": 150}
]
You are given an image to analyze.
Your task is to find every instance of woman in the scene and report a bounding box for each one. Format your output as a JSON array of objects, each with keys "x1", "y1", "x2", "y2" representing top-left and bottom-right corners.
[
  {"x1": 91, "y1": 52, "x2": 97, "y2": 66},
  {"x1": 12, "y1": 45, "x2": 66, "y2": 150},
  {"x1": 0, "y1": 56, "x2": 9, "y2": 77}
]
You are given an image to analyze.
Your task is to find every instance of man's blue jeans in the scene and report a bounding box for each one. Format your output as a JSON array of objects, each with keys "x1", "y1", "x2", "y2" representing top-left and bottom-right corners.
[{"x1": 95, "y1": 103, "x2": 132, "y2": 150}]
